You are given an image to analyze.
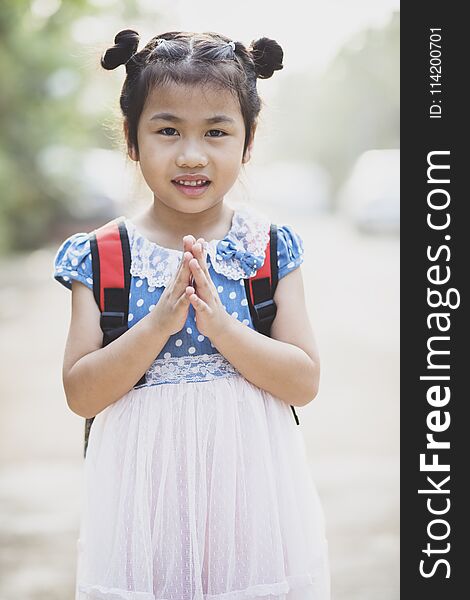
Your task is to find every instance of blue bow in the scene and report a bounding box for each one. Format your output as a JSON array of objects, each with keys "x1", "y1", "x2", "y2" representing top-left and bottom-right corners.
[{"x1": 215, "y1": 239, "x2": 264, "y2": 277}]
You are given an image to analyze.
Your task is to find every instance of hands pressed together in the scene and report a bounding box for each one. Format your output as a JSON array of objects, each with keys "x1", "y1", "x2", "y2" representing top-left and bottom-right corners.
[{"x1": 156, "y1": 235, "x2": 232, "y2": 340}]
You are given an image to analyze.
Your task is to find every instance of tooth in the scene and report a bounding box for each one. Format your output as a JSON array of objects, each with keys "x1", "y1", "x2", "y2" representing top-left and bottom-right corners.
[{"x1": 176, "y1": 179, "x2": 208, "y2": 186}]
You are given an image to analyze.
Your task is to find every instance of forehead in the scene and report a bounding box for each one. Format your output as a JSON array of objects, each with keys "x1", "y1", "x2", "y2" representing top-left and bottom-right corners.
[{"x1": 141, "y1": 82, "x2": 242, "y2": 123}]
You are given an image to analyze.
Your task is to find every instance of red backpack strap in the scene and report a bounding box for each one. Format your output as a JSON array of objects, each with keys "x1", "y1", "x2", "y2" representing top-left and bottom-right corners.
[
  {"x1": 89, "y1": 217, "x2": 131, "y2": 345},
  {"x1": 244, "y1": 224, "x2": 300, "y2": 426},
  {"x1": 89, "y1": 218, "x2": 145, "y2": 384},
  {"x1": 244, "y1": 224, "x2": 278, "y2": 336}
]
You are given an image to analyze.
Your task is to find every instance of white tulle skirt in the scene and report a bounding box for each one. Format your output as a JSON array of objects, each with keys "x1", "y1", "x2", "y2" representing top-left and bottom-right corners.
[{"x1": 75, "y1": 373, "x2": 330, "y2": 600}]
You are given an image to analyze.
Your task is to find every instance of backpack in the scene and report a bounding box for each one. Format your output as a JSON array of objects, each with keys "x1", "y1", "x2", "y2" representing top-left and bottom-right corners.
[{"x1": 85, "y1": 217, "x2": 300, "y2": 458}]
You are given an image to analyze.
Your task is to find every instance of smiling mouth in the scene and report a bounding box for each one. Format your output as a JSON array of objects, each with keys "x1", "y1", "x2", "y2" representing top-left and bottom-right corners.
[
  {"x1": 171, "y1": 180, "x2": 212, "y2": 196},
  {"x1": 172, "y1": 180, "x2": 211, "y2": 187}
]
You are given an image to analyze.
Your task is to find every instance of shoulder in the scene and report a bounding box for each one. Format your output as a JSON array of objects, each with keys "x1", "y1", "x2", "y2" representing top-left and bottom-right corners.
[
  {"x1": 275, "y1": 223, "x2": 305, "y2": 280},
  {"x1": 52, "y1": 217, "x2": 130, "y2": 291},
  {"x1": 239, "y1": 205, "x2": 306, "y2": 279},
  {"x1": 52, "y1": 230, "x2": 93, "y2": 291}
]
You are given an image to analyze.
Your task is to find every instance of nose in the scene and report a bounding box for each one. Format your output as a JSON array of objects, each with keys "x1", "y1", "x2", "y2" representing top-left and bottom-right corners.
[{"x1": 176, "y1": 139, "x2": 208, "y2": 169}]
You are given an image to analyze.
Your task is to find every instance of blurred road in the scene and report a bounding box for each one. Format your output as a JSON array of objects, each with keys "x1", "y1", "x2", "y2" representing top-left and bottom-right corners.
[{"x1": 0, "y1": 210, "x2": 399, "y2": 599}]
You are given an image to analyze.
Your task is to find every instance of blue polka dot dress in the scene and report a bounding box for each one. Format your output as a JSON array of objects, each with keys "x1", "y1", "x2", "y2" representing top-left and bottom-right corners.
[{"x1": 53, "y1": 205, "x2": 330, "y2": 600}]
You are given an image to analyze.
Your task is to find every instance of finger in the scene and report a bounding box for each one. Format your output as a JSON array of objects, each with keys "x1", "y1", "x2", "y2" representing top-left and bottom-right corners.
[
  {"x1": 175, "y1": 288, "x2": 191, "y2": 308},
  {"x1": 188, "y1": 256, "x2": 208, "y2": 289},
  {"x1": 189, "y1": 258, "x2": 214, "y2": 301},
  {"x1": 184, "y1": 286, "x2": 197, "y2": 304},
  {"x1": 183, "y1": 234, "x2": 196, "y2": 253},
  {"x1": 197, "y1": 238, "x2": 210, "y2": 272},
  {"x1": 176, "y1": 251, "x2": 193, "y2": 280},
  {"x1": 181, "y1": 236, "x2": 196, "y2": 271},
  {"x1": 177, "y1": 250, "x2": 190, "y2": 270},
  {"x1": 181, "y1": 285, "x2": 195, "y2": 299},
  {"x1": 189, "y1": 272, "x2": 196, "y2": 290},
  {"x1": 188, "y1": 291, "x2": 208, "y2": 311},
  {"x1": 192, "y1": 239, "x2": 211, "y2": 277},
  {"x1": 193, "y1": 239, "x2": 205, "y2": 260}
]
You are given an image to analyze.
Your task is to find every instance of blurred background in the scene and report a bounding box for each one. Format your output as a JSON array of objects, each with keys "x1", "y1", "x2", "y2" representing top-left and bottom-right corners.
[{"x1": 0, "y1": 0, "x2": 399, "y2": 598}]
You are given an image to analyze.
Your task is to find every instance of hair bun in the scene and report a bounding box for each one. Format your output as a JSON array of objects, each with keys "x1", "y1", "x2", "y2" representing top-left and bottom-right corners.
[
  {"x1": 250, "y1": 37, "x2": 284, "y2": 79},
  {"x1": 101, "y1": 29, "x2": 140, "y2": 70}
]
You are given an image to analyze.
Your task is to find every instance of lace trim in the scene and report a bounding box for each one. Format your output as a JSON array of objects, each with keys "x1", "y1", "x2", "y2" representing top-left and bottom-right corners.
[
  {"x1": 126, "y1": 207, "x2": 271, "y2": 287},
  {"x1": 205, "y1": 209, "x2": 270, "y2": 281},
  {"x1": 77, "y1": 574, "x2": 317, "y2": 600},
  {"x1": 137, "y1": 352, "x2": 240, "y2": 386},
  {"x1": 77, "y1": 584, "x2": 154, "y2": 600},
  {"x1": 129, "y1": 240, "x2": 181, "y2": 289}
]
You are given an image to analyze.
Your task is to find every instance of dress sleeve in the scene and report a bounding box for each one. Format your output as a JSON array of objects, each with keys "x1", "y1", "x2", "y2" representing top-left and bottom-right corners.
[
  {"x1": 276, "y1": 224, "x2": 305, "y2": 280},
  {"x1": 52, "y1": 232, "x2": 93, "y2": 291}
]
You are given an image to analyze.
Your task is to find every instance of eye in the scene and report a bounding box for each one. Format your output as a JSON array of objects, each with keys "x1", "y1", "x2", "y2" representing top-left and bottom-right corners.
[
  {"x1": 206, "y1": 129, "x2": 226, "y2": 138},
  {"x1": 156, "y1": 128, "x2": 227, "y2": 137},
  {"x1": 158, "y1": 127, "x2": 178, "y2": 136}
]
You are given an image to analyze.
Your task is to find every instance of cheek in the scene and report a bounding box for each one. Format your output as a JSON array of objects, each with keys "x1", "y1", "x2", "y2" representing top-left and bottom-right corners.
[
  {"x1": 219, "y1": 138, "x2": 245, "y2": 164},
  {"x1": 139, "y1": 138, "x2": 169, "y2": 167},
  {"x1": 138, "y1": 129, "x2": 162, "y2": 150}
]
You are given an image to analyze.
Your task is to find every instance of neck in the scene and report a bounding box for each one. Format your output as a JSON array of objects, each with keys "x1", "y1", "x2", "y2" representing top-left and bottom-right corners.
[{"x1": 146, "y1": 198, "x2": 234, "y2": 241}]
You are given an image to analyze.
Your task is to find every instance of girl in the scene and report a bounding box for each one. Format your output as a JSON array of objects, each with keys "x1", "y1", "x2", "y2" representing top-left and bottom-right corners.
[{"x1": 53, "y1": 30, "x2": 330, "y2": 600}]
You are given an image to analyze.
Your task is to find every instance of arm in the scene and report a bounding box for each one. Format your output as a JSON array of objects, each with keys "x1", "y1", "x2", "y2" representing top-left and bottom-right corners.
[
  {"x1": 185, "y1": 240, "x2": 320, "y2": 408},
  {"x1": 63, "y1": 243, "x2": 197, "y2": 419},
  {"x1": 211, "y1": 266, "x2": 320, "y2": 407},
  {"x1": 63, "y1": 280, "x2": 172, "y2": 419}
]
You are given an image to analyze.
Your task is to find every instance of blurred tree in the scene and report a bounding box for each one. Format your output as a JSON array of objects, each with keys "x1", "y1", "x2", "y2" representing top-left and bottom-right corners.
[
  {"x1": 272, "y1": 11, "x2": 399, "y2": 208},
  {"x1": 0, "y1": 0, "x2": 92, "y2": 253},
  {"x1": 0, "y1": 0, "x2": 146, "y2": 254}
]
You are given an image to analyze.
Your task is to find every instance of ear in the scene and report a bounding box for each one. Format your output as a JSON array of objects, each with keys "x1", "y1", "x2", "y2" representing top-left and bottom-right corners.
[
  {"x1": 123, "y1": 118, "x2": 139, "y2": 162},
  {"x1": 242, "y1": 122, "x2": 257, "y2": 164}
]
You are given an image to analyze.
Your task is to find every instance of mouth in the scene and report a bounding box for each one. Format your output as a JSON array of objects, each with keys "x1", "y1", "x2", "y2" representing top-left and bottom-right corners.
[{"x1": 171, "y1": 180, "x2": 212, "y2": 196}]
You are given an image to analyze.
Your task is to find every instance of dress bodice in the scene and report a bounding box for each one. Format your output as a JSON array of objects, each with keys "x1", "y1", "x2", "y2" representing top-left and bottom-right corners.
[{"x1": 53, "y1": 205, "x2": 305, "y2": 384}]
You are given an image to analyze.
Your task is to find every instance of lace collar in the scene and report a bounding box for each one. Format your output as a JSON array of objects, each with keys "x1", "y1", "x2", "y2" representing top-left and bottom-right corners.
[{"x1": 122, "y1": 206, "x2": 271, "y2": 287}]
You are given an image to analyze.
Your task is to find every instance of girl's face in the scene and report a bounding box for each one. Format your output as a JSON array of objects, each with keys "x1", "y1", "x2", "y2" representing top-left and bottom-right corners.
[{"x1": 128, "y1": 82, "x2": 255, "y2": 215}]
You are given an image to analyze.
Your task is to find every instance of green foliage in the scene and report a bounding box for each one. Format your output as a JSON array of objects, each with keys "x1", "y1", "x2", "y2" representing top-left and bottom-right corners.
[{"x1": 0, "y1": 0, "x2": 116, "y2": 254}]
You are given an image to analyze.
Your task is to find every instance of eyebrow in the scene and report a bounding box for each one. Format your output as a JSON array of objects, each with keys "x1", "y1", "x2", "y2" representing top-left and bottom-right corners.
[{"x1": 149, "y1": 112, "x2": 235, "y2": 125}]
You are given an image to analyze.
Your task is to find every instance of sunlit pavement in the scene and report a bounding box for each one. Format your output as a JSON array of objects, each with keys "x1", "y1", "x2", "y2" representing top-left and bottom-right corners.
[{"x1": 0, "y1": 211, "x2": 399, "y2": 599}]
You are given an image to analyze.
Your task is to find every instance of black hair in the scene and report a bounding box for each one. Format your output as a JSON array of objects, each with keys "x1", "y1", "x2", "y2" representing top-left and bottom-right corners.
[{"x1": 100, "y1": 30, "x2": 284, "y2": 160}]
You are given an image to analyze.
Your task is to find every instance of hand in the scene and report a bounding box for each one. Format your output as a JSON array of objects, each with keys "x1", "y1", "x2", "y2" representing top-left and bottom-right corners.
[
  {"x1": 153, "y1": 235, "x2": 198, "y2": 336},
  {"x1": 185, "y1": 238, "x2": 232, "y2": 340},
  {"x1": 187, "y1": 237, "x2": 208, "y2": 292}
]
